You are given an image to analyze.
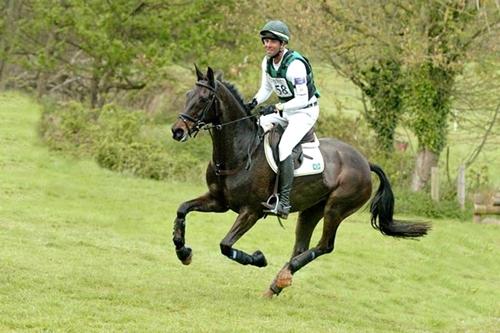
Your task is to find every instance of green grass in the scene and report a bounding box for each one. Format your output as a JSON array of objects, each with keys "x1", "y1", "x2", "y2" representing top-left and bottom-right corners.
[{"x1": 1, "y1": 91, "x2": 499, "y2": 332}]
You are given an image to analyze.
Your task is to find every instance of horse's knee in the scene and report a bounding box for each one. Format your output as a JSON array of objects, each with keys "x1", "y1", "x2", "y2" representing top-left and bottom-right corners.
[
  {"x1": 176, "y1": 208, "x2": 187, "y2": 219},
  {"x1": 176, "y1": 201, "x2": 193, "y2": 218}
]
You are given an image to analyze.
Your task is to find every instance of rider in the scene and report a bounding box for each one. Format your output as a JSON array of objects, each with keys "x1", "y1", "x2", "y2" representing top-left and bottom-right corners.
[{"x1": 245, "y1": 20, "x2": 320, "y2": 219}]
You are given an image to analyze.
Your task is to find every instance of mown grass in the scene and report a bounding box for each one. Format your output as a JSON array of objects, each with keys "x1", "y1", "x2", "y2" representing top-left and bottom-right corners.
[{"x1": 1, "y1": 91, "x2": 499, "y2": 332}]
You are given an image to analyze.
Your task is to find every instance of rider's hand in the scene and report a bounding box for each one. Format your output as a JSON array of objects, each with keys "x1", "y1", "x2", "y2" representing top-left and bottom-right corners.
[
  {"x1": 244, "y1": 98, "x2": 258, "y2": 112},
  {"x1": 259, "y1": 105, "x2": 276, "y2": 116}
]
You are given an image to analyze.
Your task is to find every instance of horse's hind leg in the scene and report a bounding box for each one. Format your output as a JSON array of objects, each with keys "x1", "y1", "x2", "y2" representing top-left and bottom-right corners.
[
  {"x1": 267, "y1": 198, "x2": 360, "y2": 296},
  {"x1": 264, "y1": 203, "x2": 325, "y2": 297},
  {"x1": 291, "y1": 202, "x2": 326, "y2": 257}
]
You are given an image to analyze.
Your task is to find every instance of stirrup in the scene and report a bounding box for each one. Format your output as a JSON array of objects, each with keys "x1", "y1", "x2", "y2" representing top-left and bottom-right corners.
[
  {"x1": 262, "y1": 194, "x2": 290, "y2": 220},
  {"x1": 261, "y1": 194, "x2": 279, "y2": 214}
]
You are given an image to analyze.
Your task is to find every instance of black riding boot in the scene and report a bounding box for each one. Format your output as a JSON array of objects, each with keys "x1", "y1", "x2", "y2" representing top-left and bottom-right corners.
[{"x1": 263, "y1": 156, "x2": 293, "y2": 219}]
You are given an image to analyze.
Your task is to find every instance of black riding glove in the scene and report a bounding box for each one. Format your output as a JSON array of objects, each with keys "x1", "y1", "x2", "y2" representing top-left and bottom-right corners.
[
  {"x1": 244, "y1": 98, "x2": 258, "y2": 112},
  {"x1": 259, "y1": 105, "x2": 276, "y2": 116}
]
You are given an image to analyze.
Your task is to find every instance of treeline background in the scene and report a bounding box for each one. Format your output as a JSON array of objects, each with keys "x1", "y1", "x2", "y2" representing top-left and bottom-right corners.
[{"x1": 1, "y1": 0, "x2": 499, "y2": 219}]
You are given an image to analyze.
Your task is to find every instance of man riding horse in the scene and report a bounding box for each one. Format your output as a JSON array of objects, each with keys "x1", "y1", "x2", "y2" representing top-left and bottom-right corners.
[
  {"x1": 170, "y1": 21, "x2": 430, "y2": 297},
  {"x1": 245, "y1": 20, "x2": 320, "y2": 219}
]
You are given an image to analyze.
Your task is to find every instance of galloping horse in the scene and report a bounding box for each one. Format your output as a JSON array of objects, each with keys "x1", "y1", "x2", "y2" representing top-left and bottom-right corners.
[{"x1": 171, "y1": 66, "x2": 430, "y2": 297}]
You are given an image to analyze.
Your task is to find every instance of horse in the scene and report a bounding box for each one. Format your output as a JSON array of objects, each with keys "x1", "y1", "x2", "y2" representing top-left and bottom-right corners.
[{"x1": 170, "y1": 66, "x2": 430, "y2": 297}]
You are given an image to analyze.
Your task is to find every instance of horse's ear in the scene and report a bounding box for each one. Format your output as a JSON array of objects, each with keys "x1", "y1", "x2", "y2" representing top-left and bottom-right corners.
[
  {"x1": 207, "y1": 67, "x2": 215, "y2": 87},
  {"x1": 194, "y1": 64, "x2": 204, "y2": 81}
]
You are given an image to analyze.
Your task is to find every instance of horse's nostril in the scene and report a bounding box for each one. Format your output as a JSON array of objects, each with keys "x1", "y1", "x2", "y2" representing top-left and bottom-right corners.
[{"x1": 172, "y1": 128, "x2": 185, "y2": 141}]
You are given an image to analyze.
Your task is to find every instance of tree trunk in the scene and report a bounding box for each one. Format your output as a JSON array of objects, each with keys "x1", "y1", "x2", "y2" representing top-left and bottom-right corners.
[
  {"x1": 0, "y1": 0, "x2": 18, "y2": 90},
  {"x1": 411, "y1": 148, "x2": 439, "y2": 192},
  {"x1": 0, "y1": 61, "x2": 6, "y2": 90},
  {"x1": 36, "y1": 71, "x2": 49, "y2": 97},
  {"x1": 90, "y1": 73, "x2": 99, "y2": 108},
  {"x1": 36, "y1": 30, "x2": 56, "y2": 98}
]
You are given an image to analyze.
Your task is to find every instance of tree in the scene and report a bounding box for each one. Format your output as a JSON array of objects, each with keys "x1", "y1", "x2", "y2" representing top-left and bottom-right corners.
[
  {"x1": 289, "y1": 2, "x2": 408, "y2": 153},
  {"x1": 298, "y1": 0, "x2": 499, "y2": 190},
  {"x1": 5, "y1": 0, "x2": 241, "y2": 107},
  {"x1": 400, "y1": 0, "x2": 499, "y2": 191},
  {"x1": 0, "y1": 0, "x2": 23, "y2": 90}
]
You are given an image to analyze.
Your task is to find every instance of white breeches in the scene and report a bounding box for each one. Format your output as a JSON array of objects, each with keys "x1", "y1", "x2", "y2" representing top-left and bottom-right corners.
[{"x1": 259, "y1": 104, "x2": 319, "y2": 161}]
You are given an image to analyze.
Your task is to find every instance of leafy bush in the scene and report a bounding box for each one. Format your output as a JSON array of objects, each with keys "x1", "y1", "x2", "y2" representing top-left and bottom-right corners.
[
  {"x1": 39, "y1": 99, "x2": 99, "y2": 154},
  {"x1": 316, "y1": 110, "x2": 376, "y2": 157},
  {"x1": 316, "y1": 110, "x2": 415, "y2": 185},
  {"x1": 394, "y1": 186, "x2": 472, "y2": 220},
  {"x1": 39, "y1": 99, "x2": 210, "y2": 181}
]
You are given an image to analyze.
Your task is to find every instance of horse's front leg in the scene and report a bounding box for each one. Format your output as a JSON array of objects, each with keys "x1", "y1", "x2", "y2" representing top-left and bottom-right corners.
[
  {"x1": 219, "y1": 209, "x2": 267, "y2": 267},
  {"x1": 173, "y1": 192, "x2": 227, "y2": 265}
]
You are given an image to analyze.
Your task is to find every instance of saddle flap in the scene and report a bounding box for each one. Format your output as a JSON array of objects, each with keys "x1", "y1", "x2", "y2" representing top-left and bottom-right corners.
[
  {"x1": 264, "y1": 125, "x2": 324, "y2": 177},
  {"x1": 268, "y1": 125, "x2": 303, "y2": 169}
]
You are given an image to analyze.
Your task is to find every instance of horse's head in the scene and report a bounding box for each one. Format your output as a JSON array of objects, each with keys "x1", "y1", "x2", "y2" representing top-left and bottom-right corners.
[{"x1": 171, "y1": 65, "x2": 221, "y2": 142}]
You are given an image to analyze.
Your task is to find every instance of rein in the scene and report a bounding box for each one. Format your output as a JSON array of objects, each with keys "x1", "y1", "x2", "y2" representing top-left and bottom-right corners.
[{"x1": 203, "y1": 114, "x2": 256, "y2": 131}]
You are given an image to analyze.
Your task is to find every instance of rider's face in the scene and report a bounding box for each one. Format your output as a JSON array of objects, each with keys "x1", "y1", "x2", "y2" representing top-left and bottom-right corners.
[{"x1": 263, "y1": 38, "x2": 283, "y2": 58}]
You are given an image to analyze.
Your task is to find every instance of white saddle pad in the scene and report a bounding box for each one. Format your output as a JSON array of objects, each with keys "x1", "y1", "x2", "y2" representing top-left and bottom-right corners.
[{"x1": 264, "y1": 134, "x2": 325, "y2": 177}]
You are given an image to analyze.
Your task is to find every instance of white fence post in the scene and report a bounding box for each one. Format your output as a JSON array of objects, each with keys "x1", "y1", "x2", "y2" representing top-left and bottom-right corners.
[
  {"x1": 457, "y1": 165, "x2": 465, "y2": 210},
  {"x1": 431, "y1": 166, "x2": 439, "y2": 202}
]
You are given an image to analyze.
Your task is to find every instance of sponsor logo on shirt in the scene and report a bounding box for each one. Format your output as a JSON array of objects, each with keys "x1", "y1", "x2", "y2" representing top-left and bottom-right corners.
[{"x1": 294, "y1": 77, "x2": 306, "y2": 85}]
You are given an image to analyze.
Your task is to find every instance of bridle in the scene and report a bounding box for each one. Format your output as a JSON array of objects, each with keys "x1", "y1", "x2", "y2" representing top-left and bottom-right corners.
[
  {"x1": 177, "y1": 79, "x2": 261, "y2": 176},
  {"x1": 178, "y1": 81, "x2": 220, "y2": 138},
  {"x1": 178, "y1": 80, "x2": 257, "y2": 138}
]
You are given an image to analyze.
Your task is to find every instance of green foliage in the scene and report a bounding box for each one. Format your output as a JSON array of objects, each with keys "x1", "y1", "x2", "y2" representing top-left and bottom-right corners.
[
  {"x1": 5, "y1": 0, "x2": 262, "y2": 105},
  {"x1": 38, "y1": 99, "x2": 99, "y2": 152},
  {"x1": 404, "y1": 63, "x2": 452, "y2": 154},
  {"x1": 394, "y1": 186, "x2": 472, "y2": 220},
  {"x1": 316, "y1": 110, "x2": 415, "y2": 186},
  {"x1": 466, "y1": 164, "x2": 490, "y2": 192},
  {"x1": 14, "y1": 0, "x2": 170, "y2": 105},
  {"x1": 360, "y1": 60, "x2": 404, "y2": 152},
  {"x1": 39, "y1": 98, "x2": 210, "y2": 181},
  {"x1": 316, "y1": 110, "x2": 376, "y2": 157},
  {"x1": 374, "y1": 151, "x2": 415, "y2": 186}
]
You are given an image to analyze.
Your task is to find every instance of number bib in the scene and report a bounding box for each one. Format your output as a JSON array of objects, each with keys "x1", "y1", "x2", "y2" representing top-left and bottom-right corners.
[{"x1": 268, "y1": 76, "x2": 293, "y2": 98}]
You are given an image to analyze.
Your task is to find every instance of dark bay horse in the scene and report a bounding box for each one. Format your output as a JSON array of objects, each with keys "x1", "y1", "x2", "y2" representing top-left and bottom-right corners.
[{"x1": 171, "y1": 66, "x2": 430, "y2": 297}]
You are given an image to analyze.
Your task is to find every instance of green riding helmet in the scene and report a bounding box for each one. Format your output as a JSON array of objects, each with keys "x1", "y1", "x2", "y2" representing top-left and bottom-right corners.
[{"x1": 259, "y1": 20, "x2": 290, "y2": 43}]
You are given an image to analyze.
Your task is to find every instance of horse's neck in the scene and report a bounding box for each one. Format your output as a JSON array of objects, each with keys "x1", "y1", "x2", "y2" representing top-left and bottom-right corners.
[{"x1": 212, "y1": 85, "x2": 256, "y2": 167}]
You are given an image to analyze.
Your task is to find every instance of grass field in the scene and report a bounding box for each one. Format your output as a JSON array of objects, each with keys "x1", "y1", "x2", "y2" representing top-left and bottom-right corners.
[{"x1": 1, "y1": 91, "x2": 499, "y2": 332}]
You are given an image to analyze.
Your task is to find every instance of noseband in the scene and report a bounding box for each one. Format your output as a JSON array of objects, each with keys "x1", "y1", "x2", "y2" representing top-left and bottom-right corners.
[{"x1": 178, "y1": 81, "x2": 220, "y2": 137}]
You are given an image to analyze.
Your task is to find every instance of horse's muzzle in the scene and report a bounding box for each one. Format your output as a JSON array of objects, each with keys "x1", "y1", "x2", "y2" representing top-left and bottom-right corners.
[{"x1": 172, "y1": 127, "x2": 187, "y2": 142}]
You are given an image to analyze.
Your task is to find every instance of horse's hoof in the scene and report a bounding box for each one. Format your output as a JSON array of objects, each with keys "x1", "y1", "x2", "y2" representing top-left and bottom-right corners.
[
  {"x1": 176, "y1": 247, "x2": 193, "y2": 265},
  {"x1": 276, "y1": 269, "x2": 292, "y2": 289},
  {"x1": 252, "y1": 250, "x2": 268, "y2": 267},
  {"x1": 181, "y1": 251, "x2": 193, "y2": 265},
  {"x1": 262, "y1": 289, "x2": 275, "y2": 299}
]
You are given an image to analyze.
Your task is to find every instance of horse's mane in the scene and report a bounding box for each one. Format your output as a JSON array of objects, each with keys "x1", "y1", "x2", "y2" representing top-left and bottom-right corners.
[{"x1": 220, "y1": 80, "x2": 251, "y2": 116}]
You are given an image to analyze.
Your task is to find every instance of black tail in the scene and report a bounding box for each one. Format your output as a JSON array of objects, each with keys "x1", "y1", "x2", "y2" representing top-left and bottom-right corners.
[{"x1": 369, "y1": 163, "x2": 431, "y2": 238}]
